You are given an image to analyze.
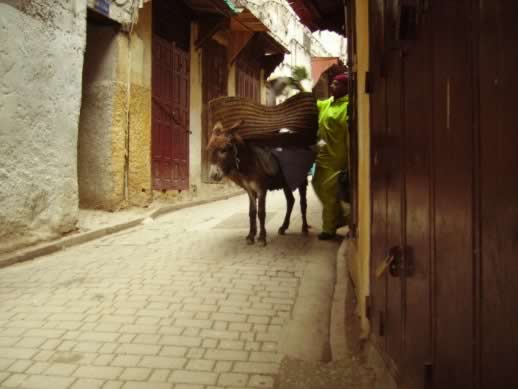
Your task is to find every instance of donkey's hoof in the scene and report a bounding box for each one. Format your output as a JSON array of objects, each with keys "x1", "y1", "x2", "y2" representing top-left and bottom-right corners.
[
  {"x1": 278, "y1": 227, "x2": 287, "y2": 235},
  {"x1": 302, "y1": 228, "x2": 309, "y2": 236},
  {"x1": 257, "y1": 237, "x2": 267, "y2": 247},
  {"x1": 246, "y1": 236, "x2": 255, "y2": 245}
]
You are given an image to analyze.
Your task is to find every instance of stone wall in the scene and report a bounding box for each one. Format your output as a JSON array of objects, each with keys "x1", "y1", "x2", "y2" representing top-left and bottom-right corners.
[
  {"x1": 78, "y1": 23, "x2": 121, "y2": 210},
  {"x1": 0, "y1": 1, "x2": 87, "y2": 253},
  {"x1": 127, "y1": 1, "x2": 152, "y2": 206}
]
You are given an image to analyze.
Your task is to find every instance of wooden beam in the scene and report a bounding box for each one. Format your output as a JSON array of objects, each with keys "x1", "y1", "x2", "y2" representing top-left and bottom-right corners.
[{"x1": 195, "y1": 16, "x2": 229, "y2": 49}]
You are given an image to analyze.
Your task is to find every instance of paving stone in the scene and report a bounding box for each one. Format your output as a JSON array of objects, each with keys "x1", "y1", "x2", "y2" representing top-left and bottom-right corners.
[
  {"x1": 175, "y1": 319, "x2": 213, "y2": 329},
  {"x1": 133, "y1": 334, "x2": 160, "y2": 344},
  {"x1": 202, "y1": 339, "x2": 218, "y2": 349},
  {"x1": 249, "y1": 374, "x2": 275, "y2": 388},
  {"x1": 103, "y1": 381, "x2": 124, "y2": 389},
  {"x1": 214, "y1": 361, "x2": 233, "y2": 373},
  {"x1": 205, "y1": 349, "x2": 248, "y2": 361},
  {"x1": 120, "y1": 368, "x2": 152, "y2": 381},
  {"x1": 111, "y1": 355, "x2": 142, "y2": 368},
  {"x1": 71, "y1": 378, "x2": 105, "y2": 389},
  {"x1": 161, "y1": 335, "x2": 201, "y2": 347},
  {"x1": 121, "y1": 382, "x2": 171, "y2": 389},
  {"x1": 218, "y1": 373, "x2": 249, "y2": 386},
  {"x1": 26, "y1": 361, "x2": 51, "y2": 374},
  {"x1": 0, "y1": 347, "x2": 38, "y2": 359},
  {"x1": 7, "y1": 359, "x2": 33, "y2": 373},
  {"x1": 94, "y1": 354, "x2": 115, "y2": 366},
  {"x1": 233, "y1": 362, "x2": 279, "y2": 375},
  {"x1": 74, "y1": 366, "x2": 123, "y2": 380},
  {"x1": 185, "y1": 359, "x2": 215, "y2": 371},
  {"x1": 45, "y1": 362, "x2": 78, "y2": 376},
  {"x1": 160, "y1": 346, "x2": 187, "y2": 357},
  {"x1": 14, "y1": 374, "x2": 75, "y2": 389},
  {"x1": 148, "y1": 369, "x2": 171, "y2": 382},
  {"x1": 139, "y1": 356, "x2": 186, "y2": 369},
  {"x1": 250, "y1": 352, "x2": 281, "y2": 363},
  {"x1": 168, "y1": 370, "x2": 218, "y2": 385},
  {"x1": 186, "y1": 348, "x2": 205, "y2": 359},
  {"x1": 116, "y1": 344, "x2": 160, "y2": 356},
  {"x1": 218, "y1": 340, "x2": 245, "y2": 350}
]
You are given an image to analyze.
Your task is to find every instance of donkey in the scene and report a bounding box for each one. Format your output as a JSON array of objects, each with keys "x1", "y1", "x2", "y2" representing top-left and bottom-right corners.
[{"x1": 207, "y1": 121, "x2": 310, "y2": 246}]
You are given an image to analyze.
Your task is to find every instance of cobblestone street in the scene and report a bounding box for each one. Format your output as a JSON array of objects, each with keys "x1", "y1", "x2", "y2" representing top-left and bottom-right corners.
[{"x1": 0, "y1": 190, "x2": 342, "y2": 389}]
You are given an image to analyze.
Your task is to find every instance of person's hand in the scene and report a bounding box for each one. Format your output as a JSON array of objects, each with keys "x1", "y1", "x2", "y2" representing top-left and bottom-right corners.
[{"x1": 317, "y1": 139, "x2": 327, "y2": 148}]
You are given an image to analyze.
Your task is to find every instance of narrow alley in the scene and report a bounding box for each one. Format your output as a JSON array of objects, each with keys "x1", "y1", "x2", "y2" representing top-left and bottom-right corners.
[{"x1": 0, "y1": 190, "x2": 369, "y2": 389}]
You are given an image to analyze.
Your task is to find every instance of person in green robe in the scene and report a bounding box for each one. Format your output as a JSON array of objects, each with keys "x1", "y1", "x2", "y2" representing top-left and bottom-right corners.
[{"x1": 312, "y1": 73, "x2": 350, "y2": 240}]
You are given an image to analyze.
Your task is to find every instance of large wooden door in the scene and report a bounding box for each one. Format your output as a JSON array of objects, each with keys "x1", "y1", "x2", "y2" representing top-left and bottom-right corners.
[
  {"x1": 478, "y1": 1, "x2": 518, "y2": 387},
  {"x1": 400, "y1": 3, "x2": 433, "y2": 388},
  {"x1": 369, "y1": 0, "x2": 405, "y2": 377},
  {"x1": 202, "y1": 40, "x2": 228, "y2": 182},
  {"x1": 152, "y1": 0, "x2": 190, "y2": 191},
  {"x1": 370, "y1": 0, "x2": 475, "y2": 387},
  {"x1": 431, "y1": 1, "x2": 475, "y2": 387}
]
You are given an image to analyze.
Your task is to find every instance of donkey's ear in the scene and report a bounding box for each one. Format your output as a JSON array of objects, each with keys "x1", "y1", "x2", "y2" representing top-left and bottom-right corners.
[
  {"x1": 229, "y1": 120, "x2": 244, "y2": 133},
  {"x1": 212, "y1": 121, "x2": 224, "y2": 136}
]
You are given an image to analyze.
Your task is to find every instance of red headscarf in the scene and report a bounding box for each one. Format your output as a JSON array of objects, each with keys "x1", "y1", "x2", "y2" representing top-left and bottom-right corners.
[{"x1": 333, "y1": 73, "x2": 349, "y2": 83}]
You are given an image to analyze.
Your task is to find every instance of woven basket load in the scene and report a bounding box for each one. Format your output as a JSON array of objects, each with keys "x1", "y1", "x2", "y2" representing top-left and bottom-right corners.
[{"x1": 208, "y1": 92, "x2": 318, "y2": 147}]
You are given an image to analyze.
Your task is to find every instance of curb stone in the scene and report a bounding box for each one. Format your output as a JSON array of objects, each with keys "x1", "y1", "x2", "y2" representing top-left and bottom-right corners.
[
  {"x1": 330, "y1": 237, "x2": 348, "y2": 360},
  {"x1": 0, "y1": 190, "x2": 244, "y2": 269}
]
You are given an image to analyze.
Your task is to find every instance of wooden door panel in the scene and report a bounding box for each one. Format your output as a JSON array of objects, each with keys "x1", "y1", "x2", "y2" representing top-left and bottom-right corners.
[
  {"x1": 171, "y1": 47, "x2": 190, "y2": 190},
  {"x1": 432, "y1": 1, "x2": 475, "y2": 387},
  {"x1": 479, "y1": 1, "x2": 518, "y2": 387},
  {"x1": 152, "y1": 36, "x2": 175, "y2": 190},
  {"x1": 202, "y1": 40, "x2": 228, "y2": 182},
  {"x1": 401, "y1": 7, "x2": 433, "y2": 388},
  {"x1": 369, "y1": 0, "x2": 388, "y2": 351},
  {"x1": 384, "y1": 48, "x2": 403, "y2": 372},
  {"x1": 236, "y1": 58, "x2": 260, "y2": 103},
  {"x1": 152, "y1": 0, "x2": 190, "y2": 191}
]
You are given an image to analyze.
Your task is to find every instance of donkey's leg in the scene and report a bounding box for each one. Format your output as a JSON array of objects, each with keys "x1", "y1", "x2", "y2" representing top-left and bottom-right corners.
[
  {"x1": 246, "y1": 191, "x2": 257, "y2": 245},
  {"x1": 257, "y1": 190, "x2": 268, "y2": 246},
  {"x1": 278, "y1": 186, "x2": 295, "y2": 235},
  {"x1": 299, "y1": 179, "x2": 310, "y2": 235}
]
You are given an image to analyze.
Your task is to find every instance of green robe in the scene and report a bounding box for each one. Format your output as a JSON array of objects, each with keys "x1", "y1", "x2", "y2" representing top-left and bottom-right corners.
[{"x1": 312, "y1": 95, "x2": 349, "y2": 234}]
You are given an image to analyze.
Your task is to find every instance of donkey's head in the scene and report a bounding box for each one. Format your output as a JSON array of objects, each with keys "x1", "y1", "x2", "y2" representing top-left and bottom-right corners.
[{"x1": 207, "y1": 120, "x2": 244, "y2": 182}]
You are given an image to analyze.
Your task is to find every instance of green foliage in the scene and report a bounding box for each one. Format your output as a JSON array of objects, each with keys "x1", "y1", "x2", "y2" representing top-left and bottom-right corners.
[{"x1": 291, "y1": 66, "x2": 309, "y2": 83}]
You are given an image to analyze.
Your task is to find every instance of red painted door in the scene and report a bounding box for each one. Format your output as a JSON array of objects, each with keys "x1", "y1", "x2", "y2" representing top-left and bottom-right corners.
[
  {"x1": 152, "y1": 38, "x2": 190, "y2": 191},
  {"x1": 171, "y1": 46, "x2": 190, "y2": 190}
]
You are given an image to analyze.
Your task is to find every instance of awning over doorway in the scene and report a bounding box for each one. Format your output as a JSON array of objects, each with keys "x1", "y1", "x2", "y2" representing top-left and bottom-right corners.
[
  {"x1": 227, "y1": 7, "x2": 289, "y2": 77},
  {"x1": 289, "y1": 0, "x2": 346, "y2": 35},
  {"x1": 311, "y1": 57, "x2": 340, "y2": 86}
]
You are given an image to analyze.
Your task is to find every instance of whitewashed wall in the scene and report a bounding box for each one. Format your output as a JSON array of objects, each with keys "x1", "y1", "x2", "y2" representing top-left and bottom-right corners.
[{"x1": 0, "y1": 1, "x2": 88, "y2": 253}]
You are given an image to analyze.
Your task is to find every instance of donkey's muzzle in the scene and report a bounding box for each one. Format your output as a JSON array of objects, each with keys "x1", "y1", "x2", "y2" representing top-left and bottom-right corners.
[{"x1": 209, "y1": 164, "x2": 224, "y2": 182}]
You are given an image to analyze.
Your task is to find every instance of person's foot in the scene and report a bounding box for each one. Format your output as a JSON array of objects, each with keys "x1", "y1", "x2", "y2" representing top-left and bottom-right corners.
[{"x1": 318, "y1": 232, "x2": 336, "y2": 240}]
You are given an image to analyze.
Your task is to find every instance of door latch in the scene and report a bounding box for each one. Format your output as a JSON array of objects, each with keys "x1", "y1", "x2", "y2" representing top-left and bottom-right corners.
[{"x1": 375, "y1": 246, "x2": 401, "y2": 278}]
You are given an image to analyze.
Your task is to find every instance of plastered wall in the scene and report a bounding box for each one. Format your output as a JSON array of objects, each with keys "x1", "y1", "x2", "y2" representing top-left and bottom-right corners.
[{"x1": 0, "y1": 1, "x2": 87, "y2": 253}]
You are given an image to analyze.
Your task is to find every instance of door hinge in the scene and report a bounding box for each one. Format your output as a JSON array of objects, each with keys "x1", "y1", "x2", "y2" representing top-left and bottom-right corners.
[
  {"x1": 379, "y1": 311, "x2": 385, "y2": 337},
  {"x1": 424, "y1": 362, "x2": 433, "y2": 389}
]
